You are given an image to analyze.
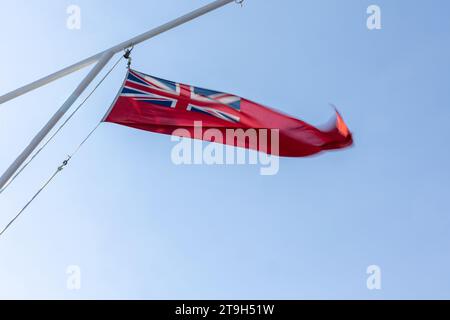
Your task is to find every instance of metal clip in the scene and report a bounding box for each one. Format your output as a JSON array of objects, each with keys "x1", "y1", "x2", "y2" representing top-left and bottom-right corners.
[
  {"x1": 124, "y1": 46, "x2": 134, "y2": 69},
  {"x1": 58, "y1": 156, "x2": 71, "y2": 171}
]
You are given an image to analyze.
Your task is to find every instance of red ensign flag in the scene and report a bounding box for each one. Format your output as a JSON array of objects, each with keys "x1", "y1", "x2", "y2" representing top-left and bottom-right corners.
[{"x1": 103, "y1": 69, "x2": 353, "y2": 157}]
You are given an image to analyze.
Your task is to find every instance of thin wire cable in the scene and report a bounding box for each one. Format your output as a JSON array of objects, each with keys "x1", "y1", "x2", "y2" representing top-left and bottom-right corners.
[
  {"x1": 0, "y1": 51, "x2": 127, "y2": 237},
  {"x1": 0, "y1": 120, "x2": 102, "y2": 237},
  {"x1": 0, "y1": 167, "x2": 60, "y2": 237},
  {"x1": 69, "y1": 122, "x2": 102, "y2": 159},
  {"x1": 0, "y1": 55, "x2": 124, "y2": 195}
]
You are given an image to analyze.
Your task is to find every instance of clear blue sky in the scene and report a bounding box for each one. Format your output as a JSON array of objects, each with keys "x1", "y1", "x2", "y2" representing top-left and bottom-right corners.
[{"x1": 1, "y1": 0, "x2": 450, "y2": 299}]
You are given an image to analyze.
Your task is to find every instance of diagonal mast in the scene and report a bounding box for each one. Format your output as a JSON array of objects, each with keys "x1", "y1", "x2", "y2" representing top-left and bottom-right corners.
[{"x1": 0, "y1": 0, "x2": 237, "y2": 191}]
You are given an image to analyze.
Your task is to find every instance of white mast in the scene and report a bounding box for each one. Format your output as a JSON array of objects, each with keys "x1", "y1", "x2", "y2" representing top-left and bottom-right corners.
[{"x1": 0, "y1": 0, "x2": 236, "y2": 191}]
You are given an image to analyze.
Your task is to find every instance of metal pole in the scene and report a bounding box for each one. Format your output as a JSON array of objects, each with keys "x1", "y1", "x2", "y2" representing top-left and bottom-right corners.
[
  {"x1": 0, "y1": 0, "x2": 235, "y2": 105},
  {"x1": 0, "y1": 52, "x2": 114, "y2": 190},
  {"x1": 0, "y1": 54, "x2": 102, "y2": 105},
  {"x1": 0, "y1": 0, "x2": 235, "y2": 191}
]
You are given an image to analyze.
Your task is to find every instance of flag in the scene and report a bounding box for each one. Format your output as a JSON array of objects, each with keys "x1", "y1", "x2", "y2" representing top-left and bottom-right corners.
[{"x1": 103, "y1": 69, "x2": 353, "y2": 157}]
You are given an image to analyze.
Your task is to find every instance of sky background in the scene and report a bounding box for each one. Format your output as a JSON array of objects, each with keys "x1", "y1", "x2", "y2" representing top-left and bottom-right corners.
[{"x1": 0, "y1": 0, "x2": 450, "y2": 299}]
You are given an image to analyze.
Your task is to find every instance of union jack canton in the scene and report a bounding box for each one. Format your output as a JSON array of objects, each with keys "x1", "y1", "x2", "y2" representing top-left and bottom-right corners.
[{"x1": 119, "y1": 69, "x2": 242, "y2": 123}]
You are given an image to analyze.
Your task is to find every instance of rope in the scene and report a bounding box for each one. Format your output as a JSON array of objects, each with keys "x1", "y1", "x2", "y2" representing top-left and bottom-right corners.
[
  {"x1": 0, "y1": 117, "x2": 102, "y2": 237},
  {"x1": 0, "y1": 168, "x2": 61, "y2": 237},
  {"x1": 0, "y1": 50, "x2": 130, "y2": 237},
  {"x1": 0, "y1": 54, "x2": 123, "y2": 196}
]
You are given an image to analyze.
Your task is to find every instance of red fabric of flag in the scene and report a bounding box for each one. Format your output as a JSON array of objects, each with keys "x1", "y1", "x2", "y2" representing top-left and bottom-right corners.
[{"x1": 103, "y1": 69, "x2": 353, "y2": 157}]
